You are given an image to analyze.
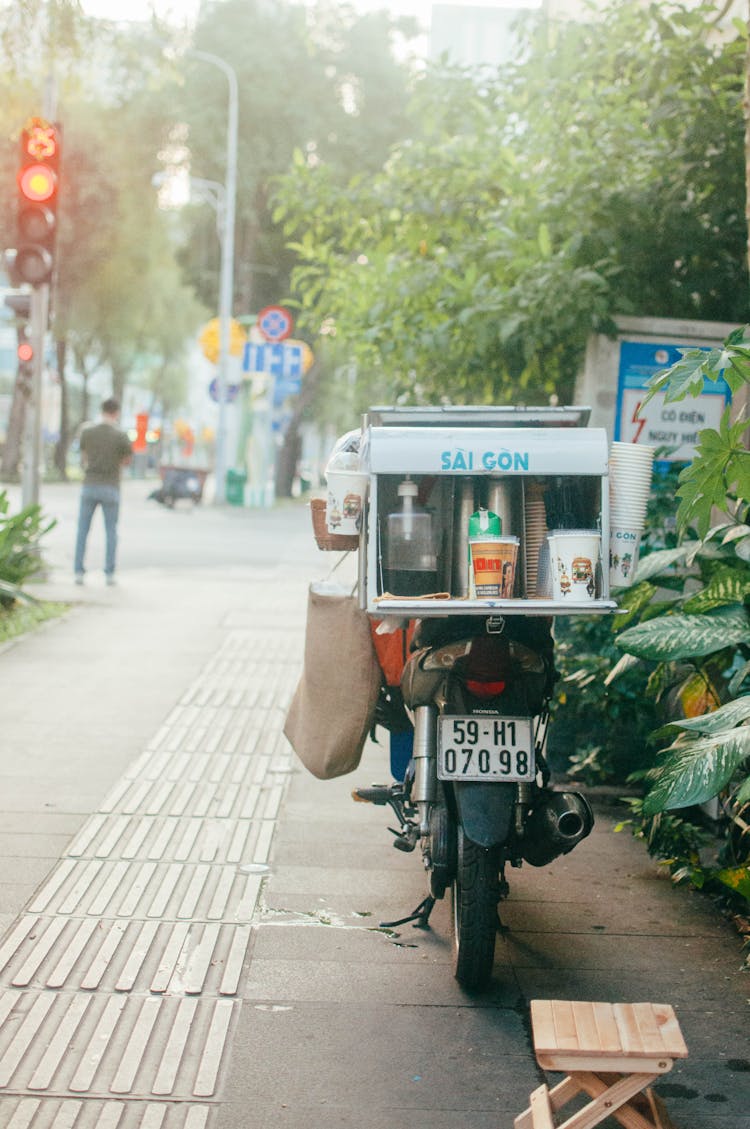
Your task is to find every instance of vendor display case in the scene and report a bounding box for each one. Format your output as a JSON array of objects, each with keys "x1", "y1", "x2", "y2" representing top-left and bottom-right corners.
[{"x1": 357, "y1": 406, "x2": 618, "y2": 618}]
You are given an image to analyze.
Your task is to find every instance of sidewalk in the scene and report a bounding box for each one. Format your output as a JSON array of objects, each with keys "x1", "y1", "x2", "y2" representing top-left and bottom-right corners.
[{"x1": 0, "y1": 490, "x2": 748, "y2": 1128}]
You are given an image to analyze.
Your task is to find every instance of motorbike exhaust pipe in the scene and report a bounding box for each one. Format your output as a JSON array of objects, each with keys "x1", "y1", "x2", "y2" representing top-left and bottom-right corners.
[
  {"x1": 520, "y1": 791, "x2": 594, "y2": 867},
  {"x1": 412, "y1": 705, "x2": 437, "y2": 837}
]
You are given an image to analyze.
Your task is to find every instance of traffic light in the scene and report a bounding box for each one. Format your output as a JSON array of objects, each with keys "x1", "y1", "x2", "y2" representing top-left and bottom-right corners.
[
  {"x1": 16, "y1": 117, "x2": 61, "y2": 287},
  {"x1": 18, "y1": 340, "x2": 33, "y2": 365}
]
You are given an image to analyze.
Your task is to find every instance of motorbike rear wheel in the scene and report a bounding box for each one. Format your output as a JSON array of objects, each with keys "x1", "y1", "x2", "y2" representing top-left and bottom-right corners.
[{"x1": 452, "y1": 825, "x2": 500, "y2": 989}]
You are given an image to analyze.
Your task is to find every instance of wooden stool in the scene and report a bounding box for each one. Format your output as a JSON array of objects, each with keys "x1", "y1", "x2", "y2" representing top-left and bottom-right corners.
[{"x1": 515, "y1": 1000, "x2": 688, "y2": 1129}]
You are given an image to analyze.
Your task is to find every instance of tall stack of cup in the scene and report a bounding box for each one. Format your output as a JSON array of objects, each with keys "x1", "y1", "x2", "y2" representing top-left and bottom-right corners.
[
  {"x1": 609, "y1": 442, "x2": 655, "y2": 587},
  {"x1": 523, "y1": 481, "x2": 548, "y2": 597}
]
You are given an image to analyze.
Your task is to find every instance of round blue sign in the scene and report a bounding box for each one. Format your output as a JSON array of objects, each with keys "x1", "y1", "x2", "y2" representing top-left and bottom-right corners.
[
  {"x1": 257, "y1": 304, "x2": 293, "y2": 343},
  {"x1": 209, "y1": 378, "x2": 240, "y2": 403}
]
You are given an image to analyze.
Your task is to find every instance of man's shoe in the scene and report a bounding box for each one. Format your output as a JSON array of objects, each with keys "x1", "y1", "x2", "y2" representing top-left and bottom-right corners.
[{"x1": 75, "y1": 573, "x2": 84, "y2": 586}]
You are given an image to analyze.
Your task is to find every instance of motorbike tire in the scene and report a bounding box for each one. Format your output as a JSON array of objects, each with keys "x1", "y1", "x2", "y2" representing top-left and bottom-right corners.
[{"x1": 452, "y1": 825, "x2": 500, "y2": 989}]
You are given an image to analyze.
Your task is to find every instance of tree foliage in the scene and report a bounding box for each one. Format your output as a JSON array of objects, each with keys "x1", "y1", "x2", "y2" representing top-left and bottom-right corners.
[
  {"x1": 0, "y1": 1, "x2": 206, "y2": 462},
  {"x1": 274, "y1": 0, "x2": 748, "y2": 407},
  {"x1": 176, "y1": 0, "x2": 419, "y2": 315}
]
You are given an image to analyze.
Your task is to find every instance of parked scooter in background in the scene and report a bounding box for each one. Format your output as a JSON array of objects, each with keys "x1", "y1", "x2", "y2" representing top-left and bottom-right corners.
[
  {"x1": 148, "y1": 468, "x2": 204, "y2": 508},
  {"x1": 354, "y1": 612, "x2": 593, "y2": 990}
]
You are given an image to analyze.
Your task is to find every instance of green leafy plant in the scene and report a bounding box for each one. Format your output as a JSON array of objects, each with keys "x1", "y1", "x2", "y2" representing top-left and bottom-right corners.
[
  {"x1": 614, "y1": 797, "x2": 716, "y2": 890},
  {"x1": 643, "y1": 327, "x2": 750, "y2": 539},
  {"x1": 609, "y1": 329, "x2": 750, "y2": 903},
  {"x1": 0, "y1": 491, "x2": 56, "y2": 607},
  {"x1": 548, "y1": 466, "x2": 680, "y2": 784}
]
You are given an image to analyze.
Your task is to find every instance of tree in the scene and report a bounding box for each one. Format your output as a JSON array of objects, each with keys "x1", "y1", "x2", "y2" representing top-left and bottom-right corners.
[
  {"x1": 0, "y1": 4, "x2": 207, "y2": 476},
  {"x1": 175, "y1": 0, "x2": 419, "y2": 316},
  {"x1": 274, "y1": 0, "x2": 748, "y2": 408},
  {"x1": 169, "y1": 0, "x2": 420, "y2": 492}
]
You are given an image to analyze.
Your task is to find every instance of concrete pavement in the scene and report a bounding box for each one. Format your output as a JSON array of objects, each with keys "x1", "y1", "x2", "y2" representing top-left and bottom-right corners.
[{"x1": 0, "y1": 480, "x2": 748, "y2": 1128}]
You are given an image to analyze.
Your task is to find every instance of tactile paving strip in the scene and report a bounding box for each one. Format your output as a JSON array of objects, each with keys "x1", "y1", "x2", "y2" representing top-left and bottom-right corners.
[
  {"x1": 0, "y1": 627, "x2": 302, "y2": 1125},
  {"x1": 0, "y1": 1098, "x2": 212, "y2": 1128}
]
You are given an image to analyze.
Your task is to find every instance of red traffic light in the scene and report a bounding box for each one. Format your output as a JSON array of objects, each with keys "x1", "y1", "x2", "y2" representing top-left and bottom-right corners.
[
  {"x1": 18, "y1": 342, "x2": 34, "y2": 364},
  {"x1": 24, "y1": 121, "x2": 58, "y2": 162},
  {"x1": 18, "y1": 163, "x2": 57, "y2": 203},
  {"x1": 15, "y1": 117, "x2": 61, "y2": 288}
]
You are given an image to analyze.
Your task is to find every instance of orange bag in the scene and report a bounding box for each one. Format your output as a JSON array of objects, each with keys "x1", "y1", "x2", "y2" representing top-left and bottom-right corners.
[{"x1": 370, "y1": 620, "x2": 416, "y2": 687}]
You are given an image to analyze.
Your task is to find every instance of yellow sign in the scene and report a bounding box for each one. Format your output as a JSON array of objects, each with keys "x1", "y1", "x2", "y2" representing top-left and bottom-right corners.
[{"x1": 199, "y1": 318, "x2": 248, "y2": 364}]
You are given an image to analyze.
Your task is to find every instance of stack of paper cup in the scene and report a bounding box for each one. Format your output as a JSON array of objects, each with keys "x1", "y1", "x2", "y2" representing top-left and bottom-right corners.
[
  {"x1": 608, "y1": 442, "x2": 655, "y2": 587},
  {"x1": 524, "y1": 481, "x2": 548, "y2": 597}
]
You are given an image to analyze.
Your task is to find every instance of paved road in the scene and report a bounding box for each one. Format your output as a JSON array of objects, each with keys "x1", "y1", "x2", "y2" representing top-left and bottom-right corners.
[{"x1": 0, "y1": 480, "x2": 748, "y2": 1129}]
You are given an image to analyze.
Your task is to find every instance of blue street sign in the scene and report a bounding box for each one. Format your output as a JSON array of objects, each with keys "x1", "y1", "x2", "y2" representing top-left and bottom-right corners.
[
  {"x1": 209, "y1": 378, "x2": 240, "y2": 403},
  {"x1": 272, "y1": 377, "x2": 302, "y2": 407},
  {"x1": 243, "y1": 341, "x2": 304, "y2": 378}
]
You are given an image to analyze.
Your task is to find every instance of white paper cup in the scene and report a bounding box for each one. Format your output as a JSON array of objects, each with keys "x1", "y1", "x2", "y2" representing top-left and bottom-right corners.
[
  {"x1": 610, "y1": 465, "x2": 654, "y2": 481},
  {"x1": 611, "y1": 513, "x2": 647, "y2": 531},
  {"x1": 547, "y1": 530, "x2": 601, "y2": 601},
  {"x1": 609, "y1": 525, "x2": 643, "y2": 588},
  {"x1": 610, "y1": 474, "x2": 654, "y2": 491},
  {"x1": 325, "y1": 471, "x2": 368, "y2": 535},
  {"x1": 609, "y1": 469, "x2": 653, "y2": 515},
  {"x1": 610, "y1": 499, "x2": 650, "y2": 518},
  {"x1": 610, "y1": 442, "x2": 655, "y2": 464}
]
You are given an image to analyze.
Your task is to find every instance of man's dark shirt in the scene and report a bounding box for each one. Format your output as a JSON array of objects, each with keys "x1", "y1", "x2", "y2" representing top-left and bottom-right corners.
[{"x1": 80, "y1": 422, "x2": 132, "y2": 486}]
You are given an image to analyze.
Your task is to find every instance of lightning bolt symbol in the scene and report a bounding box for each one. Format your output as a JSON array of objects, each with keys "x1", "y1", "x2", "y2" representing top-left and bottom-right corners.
[{"x1": 631, "y1": 400, "x2": 646, "y2": 442}]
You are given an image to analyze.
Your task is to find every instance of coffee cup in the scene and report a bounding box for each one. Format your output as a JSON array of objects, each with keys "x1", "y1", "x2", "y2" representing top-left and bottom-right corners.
[
  {"x1": 469, "y1": 535, "x2": 519, "y2": 598},
  {"x1": 325, "y1": 471, "x2": 368, "y2": 535},
  {"x1": 547, "y1": 529, "x2": 601, "y2": 601},
  {"x1": 609, "y1": 525, "x2": 643, "y2": 588}
]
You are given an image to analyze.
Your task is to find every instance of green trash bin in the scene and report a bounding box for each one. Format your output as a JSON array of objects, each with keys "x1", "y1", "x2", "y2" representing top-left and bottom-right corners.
[{"x1": 226, "y1": 468, "x2": 247, "y2": 506}]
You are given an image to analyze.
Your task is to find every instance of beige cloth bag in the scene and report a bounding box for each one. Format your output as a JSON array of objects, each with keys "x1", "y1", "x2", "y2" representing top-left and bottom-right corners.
[{"x1": 284, "y1": 583, "x2": 382, "y2": 779}]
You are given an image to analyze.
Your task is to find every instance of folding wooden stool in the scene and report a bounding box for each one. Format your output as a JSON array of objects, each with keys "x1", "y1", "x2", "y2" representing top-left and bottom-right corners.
[{"x1": 515, "y1": 1000, "x2": 688, "y2": 1129}]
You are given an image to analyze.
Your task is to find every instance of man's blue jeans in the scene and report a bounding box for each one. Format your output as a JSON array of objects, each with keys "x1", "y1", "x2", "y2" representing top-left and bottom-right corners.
[{"x1": 74, "y1": 484, "x2": 121, "y2": 576}]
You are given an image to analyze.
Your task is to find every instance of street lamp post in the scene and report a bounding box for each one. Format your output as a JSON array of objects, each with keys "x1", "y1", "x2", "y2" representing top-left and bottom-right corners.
[{"x1": 189, "y1": 49, "x2": 238, "y2": 505}]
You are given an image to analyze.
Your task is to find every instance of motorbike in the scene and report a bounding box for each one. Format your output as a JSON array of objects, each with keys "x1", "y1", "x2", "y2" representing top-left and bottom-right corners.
[
  {"x1": 353, "y1": 612, "x2": 593, "y2": 990},
  {"x1": 148, "y1": 468, "x2": 204, "y2": 508}
]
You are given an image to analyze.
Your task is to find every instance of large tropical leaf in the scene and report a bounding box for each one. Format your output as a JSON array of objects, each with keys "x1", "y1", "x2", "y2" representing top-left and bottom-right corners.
[
  {"x1": 0, "y1": 578, "x2": 35, "y2": 604},
  {"x1": 616, "y1": 605, "x2": 750, "y2": 662},
  {"x1": 721, "y1": 524, "x2": 750, "y2": 544},
  {"x1": 657, "y1": 694, "x2": 750, "y2": 737},
  {"x1": 729, "y1": 660, "x2": 750, "y2": 697},
  {"x1": 715, "y1": 866, "x2": 750, "y2": 900},
  {"x1": 631, "y1": 547, "x2": 688, "y2": 584},
  {"x1": 682, "y1": 567, "x2": 750, "y2": 613},
  {"x1": 612, "y1": 581, "x2": 657, "y2": 629},
  {"x1": 643, "y1": 726, "x2": 750, "y2": 814},
  {"x1": 603, "y1": 651, "x2": 642, "y2": 686}
]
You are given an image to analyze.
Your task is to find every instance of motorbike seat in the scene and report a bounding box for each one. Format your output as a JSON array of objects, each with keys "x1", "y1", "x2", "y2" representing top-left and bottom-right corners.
[{"x1": 412, "y1": 615, "x2": 554, "y2": 663}]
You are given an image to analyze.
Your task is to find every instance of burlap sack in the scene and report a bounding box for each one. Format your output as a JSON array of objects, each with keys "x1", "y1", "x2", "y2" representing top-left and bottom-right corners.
[{"x1": 284, "y1": 584, "x2": 382, "y2": 779}]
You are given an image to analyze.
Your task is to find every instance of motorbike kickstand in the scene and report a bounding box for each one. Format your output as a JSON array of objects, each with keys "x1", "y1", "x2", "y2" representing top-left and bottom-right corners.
[{"x1": 380, "y1": 894, "x2": 436, "y2": 931}]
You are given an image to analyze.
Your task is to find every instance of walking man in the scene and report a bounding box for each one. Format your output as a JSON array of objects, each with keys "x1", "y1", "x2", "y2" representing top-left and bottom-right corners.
[{"x1": 74, "y1": 397, "x2": 132, "y2": 585}]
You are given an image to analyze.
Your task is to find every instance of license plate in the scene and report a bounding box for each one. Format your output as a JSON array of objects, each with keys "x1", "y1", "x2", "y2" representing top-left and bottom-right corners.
[{"x1": 437, "y1": 715, "x2": 535, "y2": 781}]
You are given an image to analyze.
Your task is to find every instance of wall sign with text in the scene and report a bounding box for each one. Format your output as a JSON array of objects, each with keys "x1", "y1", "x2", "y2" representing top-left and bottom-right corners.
[{"x1": 615, "y1": 340, "x2": 730, "y2": 462}]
